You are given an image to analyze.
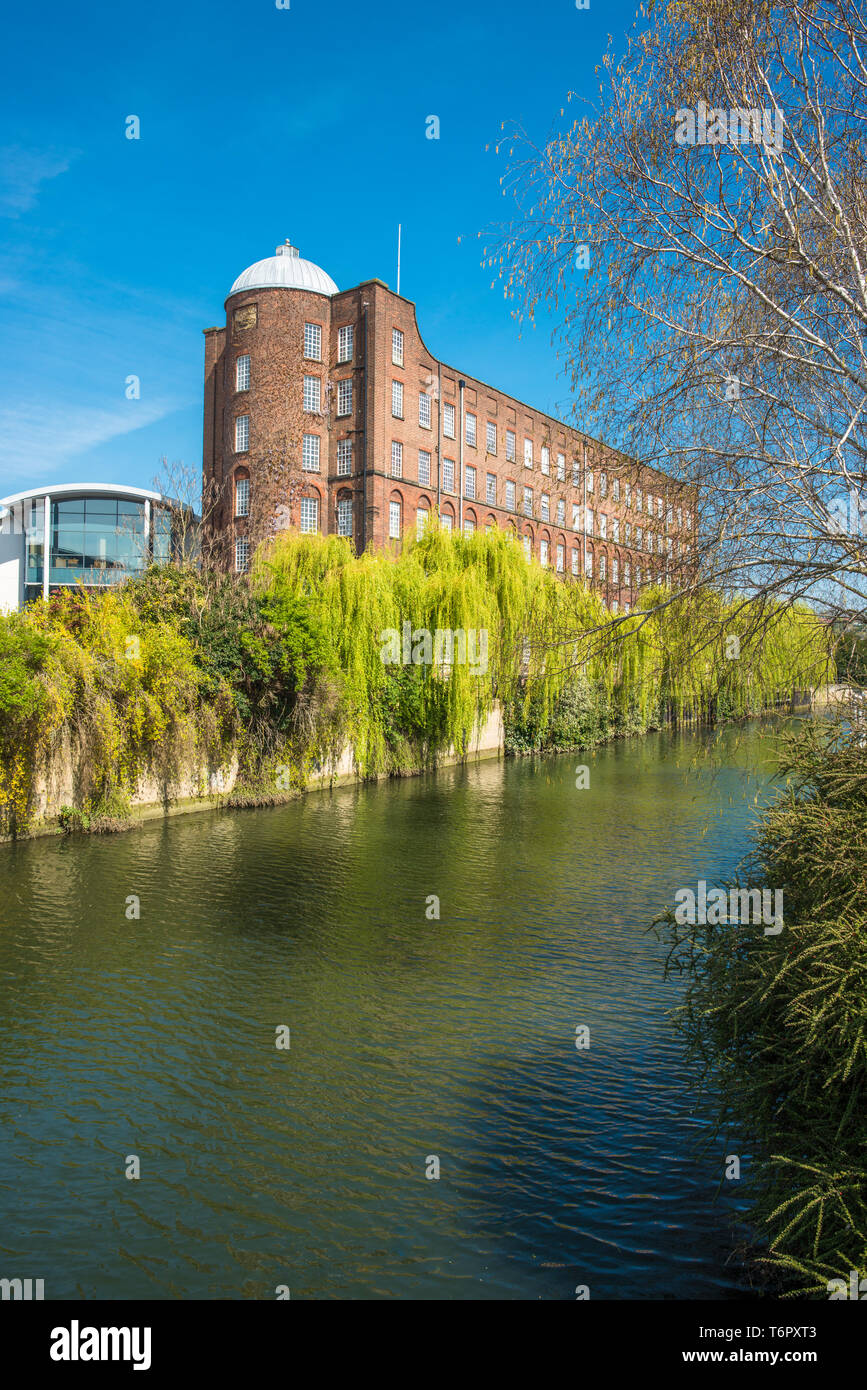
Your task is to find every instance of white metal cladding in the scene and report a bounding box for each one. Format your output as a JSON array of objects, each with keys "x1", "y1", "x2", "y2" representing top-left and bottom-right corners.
[{"x1": 229, "y1": 245, "x2": 339, "y2": 298}]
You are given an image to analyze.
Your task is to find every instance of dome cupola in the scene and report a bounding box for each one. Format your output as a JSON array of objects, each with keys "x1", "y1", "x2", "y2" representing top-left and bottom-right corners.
[{"x1": 229, "y1": 240, "x2": 339, "y2": 297}]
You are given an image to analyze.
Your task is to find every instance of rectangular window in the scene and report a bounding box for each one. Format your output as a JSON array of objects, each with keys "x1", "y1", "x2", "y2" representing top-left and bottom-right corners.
[
  {"x1": 486, "y1": 421, "x2": 496, "y2": 454},
  {"x1": 541, "y1": 446, "x2": 550, "y2": 475},
  {"x1": 417, "y1": 507, "x2": 429, "y2": 539},
  {"x1": 677, "y1": 507, "x2": 683, "y2": 528},
  {"x1": 300, "y1": 496, "x2": 319, "y2": 533},
  {"x1": 419, "y1": 392, "x2": 431, "y2": 429},
  {"x1": 541, "y1": 494, "x2": 550, "y2": 522},
  {"x1": 463, "y1": 517, "x2": 475, "y2": 536},
  {"x1": 302, "y1": 433, "x2": 320, "y2": 472},
  {"x1": 625, "y1": 522, "x2": 631, "y2": 545},
  {"x1": 304, "y1": 375, "x2": 321, "y2": 413},
  {"x1": 391, "y1": 441, "x2": 403, "y2": 479},
  {"x1": 600, "y1": 472, "x2": 607, "y2": 498},
  {"x1": 599, "y1": 513, "x2": 607, "y2": 540},
  {"x1": 571, "y1": 547, "x2": 579, "y2": 576},
  {"x1": 647, "y1": 494, "x2": 654, "y2": 517},
  {"x1": 392, "y1": 328, "x2": 404, "y2": 366},
  {"x1": 440, "y1": 512, "x2": 453, "y2": 533},
  {"x1": 599, "y1": 554, "x2": 607, "y2": 581},
  {"x1": 612, "y1": 557, "x2": 619, "y2": 584},
  {"x1": 625, "y1": 561, "x2": 631, "y2": 585},
  {"x1": 443, "y1": 402, "x2": 455, "y2": 438},
  {"x1": 235, "y1": 477, "x2": 250, "y2": 518},
  {"x1": 556, "y1": 499, "x2": 565, "y2": 525},
  {"x1": 657, "y1": 496, "x2": 663, "y2": 518},
  {"x1": 523, "y1": 486, "x2": 533, "y2": 517},
  {"x1": 585, "y1": 549, "x2": 593, "y2": 578},
  {"x1": 557, "y1": 452, "x2": 566, "y2": 482},
  {"x1": 636, "y1": 526, "x2": 643, "y2": 548},
  {"x1": 235, "y1": 355, "x2": 250, "y2": 392},
  {"x1": 389, "y1": 499, "x2": 401, "y2": 538},
  {"x1": 235, "y1": 415, "x2": 249, "y2": 452},
  {"x1": 586, "y1": 470, "x2": 594, "y2": 493},
  {"x1": 612, "y1": 518, "x2": 620, "y2": 543},
  {"x1": 486, "y1": 472, "x2": 496, "y2": 505},
  {"x1": 466, "y1": 412, "x2": 477, "y2": 447},
  {"x1": 337, "y1": 439, "x2": 352, "y2": 477},
  {"x1": 465, "y1": 465, "x2": 476, "y2": 500},
  {"x1": 572, "y1": 461, "x2": 580, "y2": 488},
  {"x1": 506, "y1": 429, "x2": 516, "y2": 462},
  {"x1": 637, "y1": 488, "x2": 643, "y2": 512},
  {"x1": 304, "y1": 323, "x2": 322, "y2": 361},
  {"x1": 612, "y1": 478, "x2": 620, "y2": 501},
  {"x1": 506, "y1": 480, "x2": 516, "y2": 511},
  {"x1": 443, "y1": 458, "x2": 455, "y2": 492},
  {"x1": 235, "y1": 538, "x2": 250, "y2": 572},
  {"x1": 392, "y1": 380, "x2": 403, "y2": 418},
  {"x1": 418, "y1": 449, "x2": 431, "y2": 487},
  {"x1": 523, "y1": 535, "x2": 532, "y2": 562},
  {"x1": 337, "y1": 496, "x2": 353, "y2": 537},
  {"x1": 524, "y1": 438, "x2": 533, "y2": 468},
  {"x1": 337, "y1": 379, "x2": 352, "y2": 417},
  {"x1": 540, "y1": 538, "x2": 549, "y2": 567},
  {"x1": 556, "y1": 543, "x2": 565, "y2": 573},
  {"x1": 625, "y1": 483, "x2": 632, "y2": 508},
  {"x1": 337, "y1": 325, "x2": 354, "y2": 363},
  {"x1": 585, "y1": 507, "x2": 594, "y2": 536},
  {"x1": 572, "y1": 503, "x2": 581, "y2": 530}
]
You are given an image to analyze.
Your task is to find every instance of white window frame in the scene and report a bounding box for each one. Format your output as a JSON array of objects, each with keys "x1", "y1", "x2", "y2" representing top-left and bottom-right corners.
[
  {"x1": 304, "y1": 322, "x2": 322, "y2": 361},
  {"x1": 302, "y1": 433, "x2": 320, "y2": 472},
  {"x1": 300, "y1": 496, "x2": 319, "y2": 534},
  {"x1": 337, "y1": 325, "x2": 354, "y2": 363}
]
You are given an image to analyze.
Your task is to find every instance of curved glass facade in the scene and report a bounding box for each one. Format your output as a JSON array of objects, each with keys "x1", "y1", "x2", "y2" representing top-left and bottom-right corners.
[{"x1": 20, "y1": 494, "x2": 180, "y2": 604}]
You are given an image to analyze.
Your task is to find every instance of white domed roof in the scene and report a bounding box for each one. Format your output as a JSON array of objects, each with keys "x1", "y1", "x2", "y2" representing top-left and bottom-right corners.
[{"x1": 229, "y1": 241, "x2": 338, "y2": 297}]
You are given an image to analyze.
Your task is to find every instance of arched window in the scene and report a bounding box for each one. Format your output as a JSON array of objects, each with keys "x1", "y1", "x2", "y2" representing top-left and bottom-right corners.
[
  {"x1": 389, "y1": 496, "x2": 402, "y2": 539},
  {"x1": 300, "y1": 491, "x2": 320, "y2": 534},
  {"x1": 234, "y1": 470, "x2": 250, "y2": 518},
  {"x1": 336, "y1": 491, "x2": 353, "y2": 538}
]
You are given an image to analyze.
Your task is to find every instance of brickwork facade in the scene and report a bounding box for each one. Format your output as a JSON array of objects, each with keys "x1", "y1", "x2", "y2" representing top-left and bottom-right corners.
[{"x1": 204, "y1": 255, "x2": 696, "y2": 612}]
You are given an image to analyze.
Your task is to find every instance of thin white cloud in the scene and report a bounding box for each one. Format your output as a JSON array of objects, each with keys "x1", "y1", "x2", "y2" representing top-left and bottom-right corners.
[
  {"x1": 0, "y1": 399, "x2": 181, "y2": 479},
  {"x1": 0, "y1": 146, "x2": 76, "y2": 218}
]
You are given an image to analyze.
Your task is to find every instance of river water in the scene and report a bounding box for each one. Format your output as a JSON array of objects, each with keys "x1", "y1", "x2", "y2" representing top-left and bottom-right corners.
[{"x1": 0, "y1": 722, "x2": 786, "y2": 1299}]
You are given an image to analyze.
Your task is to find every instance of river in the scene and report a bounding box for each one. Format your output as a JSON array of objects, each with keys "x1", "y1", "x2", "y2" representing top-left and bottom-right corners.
[{"x1": 0, "y1": 721, "x2": 786, "y2": 1299}]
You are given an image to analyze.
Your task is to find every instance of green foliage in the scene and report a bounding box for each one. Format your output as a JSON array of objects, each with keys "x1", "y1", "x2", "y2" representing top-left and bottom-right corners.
[
  {"x1": 656, "y1": 717, "x2": 867, "y2": 1295},
  {"x1": 0, "y1": 528, "x2": 831, "y2": 835}
]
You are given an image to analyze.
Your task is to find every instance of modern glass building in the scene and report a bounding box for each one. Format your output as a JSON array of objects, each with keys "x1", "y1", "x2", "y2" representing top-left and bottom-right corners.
[{"x1": 0, "y1": 484, "x2": 192, "y2": 613}]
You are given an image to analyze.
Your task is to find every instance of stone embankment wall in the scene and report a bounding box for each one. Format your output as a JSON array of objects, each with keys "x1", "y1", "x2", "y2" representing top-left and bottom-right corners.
[{"x1": 19, "y1": 704, "x2": 505, "y2": 836}]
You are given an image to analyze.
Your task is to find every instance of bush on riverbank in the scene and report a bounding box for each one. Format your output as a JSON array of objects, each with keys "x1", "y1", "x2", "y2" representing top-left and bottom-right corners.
[
  {"x1": 657, "y1": 714, "x2": 867, "y2": 1296},
  {"x1": 0, "y1": 528, "x2": 830, "y2": 835}
]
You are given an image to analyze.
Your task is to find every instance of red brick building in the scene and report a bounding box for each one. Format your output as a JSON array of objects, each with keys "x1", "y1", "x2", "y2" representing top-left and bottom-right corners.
[{"x1": 203, "y1": 241, "x2": 695, "y2": 612}]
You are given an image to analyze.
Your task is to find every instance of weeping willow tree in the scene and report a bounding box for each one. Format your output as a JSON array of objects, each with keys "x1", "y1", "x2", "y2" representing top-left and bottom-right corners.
[
  {"x1": 254, "y1": 526, "x2": 829, "y2": 771},
  {"x1": 0, "y1": 527, "x2": 830, "y2": 834}
]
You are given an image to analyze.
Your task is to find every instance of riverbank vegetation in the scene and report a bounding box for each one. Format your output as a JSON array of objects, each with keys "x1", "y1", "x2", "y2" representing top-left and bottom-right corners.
[
  {"x1": 0, "y1": 528, "x2": 828, "y2": 837},
  {"x1": 657, "y1": 714, "x2": 867, "y2": 1296}
]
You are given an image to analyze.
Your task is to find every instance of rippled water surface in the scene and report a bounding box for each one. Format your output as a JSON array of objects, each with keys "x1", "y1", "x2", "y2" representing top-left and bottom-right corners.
[{"x1": 0, "y1": 723, "x2": 786, "y2": 1298}]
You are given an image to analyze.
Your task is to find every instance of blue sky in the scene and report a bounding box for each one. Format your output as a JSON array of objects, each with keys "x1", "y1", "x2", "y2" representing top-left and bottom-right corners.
[{"x1": 0, "y1": 0, "x2": 639, "y2": 499}]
